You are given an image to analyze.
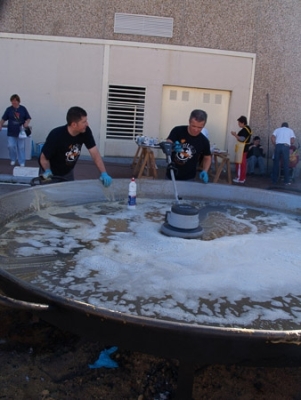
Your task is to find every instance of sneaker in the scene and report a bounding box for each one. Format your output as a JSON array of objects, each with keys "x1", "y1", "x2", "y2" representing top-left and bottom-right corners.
[
  {"x1": 10, "y1": 161, "x2": 15, "y2": 166},
  {"x1": 233, "y1": 178, "x2": 245, "y2": 183},
  {"x1": 20, "y1": 163, "x2": 25, "y2": 167}
]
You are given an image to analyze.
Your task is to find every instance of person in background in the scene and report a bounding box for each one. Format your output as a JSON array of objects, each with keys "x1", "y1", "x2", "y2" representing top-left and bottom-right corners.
[
  {"x1": 39, "y1": 106, "x2": 112, "y2": 186},
  {"x1": 0, "y1": 94, "x2": 31, "y2": 167},
  {"x1": 247, "y1": 136, "x2": 265, "y2": 176},
  {"x1": 271, "y1": 122, "x2": 296, "y2": 185},
  {"x1": 231, "y1": 115, "x2": 252, "y2": 183},
  {"x1": 166, "y1": 109, "x2": 211, "y2": 182}
]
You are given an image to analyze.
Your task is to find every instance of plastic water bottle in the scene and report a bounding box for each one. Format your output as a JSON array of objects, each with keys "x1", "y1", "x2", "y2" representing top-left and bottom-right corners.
[
  {"x1": 128, "y1": 177, "x2": 137, "y2": 209},
  {"x1": 19, "y1": 127, "x2": 27, "y2": 139}
]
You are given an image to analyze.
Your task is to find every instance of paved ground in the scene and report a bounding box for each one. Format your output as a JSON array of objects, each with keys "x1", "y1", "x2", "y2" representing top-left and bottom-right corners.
[{"x1": 0, "y1": 156, "x2": 301, "y2": 195}]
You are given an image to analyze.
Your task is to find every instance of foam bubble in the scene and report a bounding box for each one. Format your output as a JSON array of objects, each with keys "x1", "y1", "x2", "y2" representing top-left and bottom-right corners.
[{"x1": 1, "y1": 199, "x2": 301, "y2": 329}]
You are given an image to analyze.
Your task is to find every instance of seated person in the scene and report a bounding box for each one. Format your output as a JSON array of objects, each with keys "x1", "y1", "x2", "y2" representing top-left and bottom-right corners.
[{"x1": 247, "y1": 136, "x2": 265, "y2": 175}]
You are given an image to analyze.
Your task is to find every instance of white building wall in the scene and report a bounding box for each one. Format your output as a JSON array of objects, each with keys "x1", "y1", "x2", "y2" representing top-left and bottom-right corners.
[{"x1": 0, "y1": 34, "x2": 255, "y2": 160}]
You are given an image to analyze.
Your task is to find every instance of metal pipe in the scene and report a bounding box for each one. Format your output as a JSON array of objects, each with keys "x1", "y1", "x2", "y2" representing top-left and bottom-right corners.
[
  {"x1": 167, "y1": 154, "x2": 180, "y2": 204},
  {"x1": 266, "y1": 93, "x2": 271, "y2": 175}
]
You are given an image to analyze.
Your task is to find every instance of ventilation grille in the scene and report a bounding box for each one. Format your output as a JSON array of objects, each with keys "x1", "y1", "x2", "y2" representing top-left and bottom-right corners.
[
  {"x1": 215, "y1": 94, "x2": 222, "y2": 105},
  {"x1": 114, "y1": 13, "x2": 173, "y2": 38},
  {"x1": 106, "y1": 85, "x2": 146, "y2": 140},
  {"x1": 182, "y1": 91, "x2": 190, "y2": 102},
  {"x1": 169, "y1": 90, "x2": 177, "y2": 100},
  {"x1": 203, "y1": 93, "x2": 210, "y2": 103}
]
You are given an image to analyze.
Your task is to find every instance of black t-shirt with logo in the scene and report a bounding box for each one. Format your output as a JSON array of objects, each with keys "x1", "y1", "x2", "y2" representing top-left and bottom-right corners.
[
  {"x1": 167, "y1": 125, "x2": 211, "y2": 180},
  {"x1": 41, "y1": 125, "x2": 96, "y2": 176}
]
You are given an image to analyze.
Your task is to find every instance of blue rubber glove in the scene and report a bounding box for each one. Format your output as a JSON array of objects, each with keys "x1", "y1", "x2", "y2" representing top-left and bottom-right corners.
[
  {"x1": 88, "y1": 346, "x2": 119, "y2": 369},
  {"x1": 99, "y1": 172, "x2": 112, "y2": 187},
  {"x1": 42, "y1": 169, "x2": 53, "y2": 180},
  {"x1": 199, "y1": 170, "x2": 209, "y2": 183},
  {"x1": 173, "y1": 141, "x2": 182, "y2": 153}
]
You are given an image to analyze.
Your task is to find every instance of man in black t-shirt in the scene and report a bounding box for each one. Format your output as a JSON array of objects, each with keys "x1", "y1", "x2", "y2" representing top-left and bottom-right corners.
[
  {"x1": 166, "y1": 109, "x2": 211, "y2": 181},
  {"x1": 39, "y1": 107, "x2": 112, "y2": 186}
]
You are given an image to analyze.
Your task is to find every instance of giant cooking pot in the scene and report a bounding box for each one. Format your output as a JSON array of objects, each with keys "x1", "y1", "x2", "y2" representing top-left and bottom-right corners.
[{"x1": 0, "y1": 179, "x2": 301, "y2": 399}]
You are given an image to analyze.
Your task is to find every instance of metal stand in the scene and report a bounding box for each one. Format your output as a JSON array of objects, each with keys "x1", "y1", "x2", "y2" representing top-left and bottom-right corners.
[{"x1": 159, "y1": 141, "x2": 180, "y2": 203}]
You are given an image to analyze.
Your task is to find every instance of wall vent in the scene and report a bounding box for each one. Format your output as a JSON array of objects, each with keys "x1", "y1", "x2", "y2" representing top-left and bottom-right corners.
[
  {"x1": 203, "y1": 93, "x2": 210, "y2": 103},
  {"x1": 114, "y1": 13, "x2": 173, "y2": 38},
  {"x1": 215, "y1": 94, "x2": 222, "y2": 105},
  {"x1": 106, "y1": 85, "x2": 146, "y2": 140},
  {"x1": 182, "y1": 91, "x2": 190, "y2": 102},
  {"x1": 169, "y1": 90, "x2": 177, "y2": 100}
]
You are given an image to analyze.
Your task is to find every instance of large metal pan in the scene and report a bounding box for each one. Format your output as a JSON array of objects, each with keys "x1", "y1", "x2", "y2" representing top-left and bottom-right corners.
[{"x1": 0, "y1": 180, "x2": 300, "y2": 399}]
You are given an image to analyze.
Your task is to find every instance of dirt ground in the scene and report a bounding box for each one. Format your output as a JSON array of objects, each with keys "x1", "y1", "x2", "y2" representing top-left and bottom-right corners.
[{"x1": 1, "y1": 305, "x2": 301, "y2": 400}]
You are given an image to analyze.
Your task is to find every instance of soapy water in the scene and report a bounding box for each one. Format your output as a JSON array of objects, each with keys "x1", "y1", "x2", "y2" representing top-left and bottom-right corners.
[{"x1": 0, "y1": 199, "x2": 301, "y2": 330}]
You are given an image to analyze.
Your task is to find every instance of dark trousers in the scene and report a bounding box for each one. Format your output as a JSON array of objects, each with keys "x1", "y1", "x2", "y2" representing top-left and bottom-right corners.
[{"x1": 272, "y1": 144, "x2": 290, "y2": 184}]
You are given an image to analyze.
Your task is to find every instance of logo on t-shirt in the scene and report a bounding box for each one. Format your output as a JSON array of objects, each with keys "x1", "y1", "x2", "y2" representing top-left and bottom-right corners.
[
  {"x1": 175, "y1": 142, "x2": 196, "y2": 164},
  {"x1": 65, "y1": 144, "x2": 81, "y2": 165}
]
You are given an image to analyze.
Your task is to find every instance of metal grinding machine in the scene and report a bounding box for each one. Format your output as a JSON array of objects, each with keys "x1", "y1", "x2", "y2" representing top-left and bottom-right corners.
[{"x1": 159, "y1": 141, "x2": 203, "y2": 239}]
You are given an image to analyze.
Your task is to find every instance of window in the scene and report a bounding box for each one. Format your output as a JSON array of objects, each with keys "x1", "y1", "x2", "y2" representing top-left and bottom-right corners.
[{"x1": 106, "y1": 85, "x2": 146, "y2": 140}]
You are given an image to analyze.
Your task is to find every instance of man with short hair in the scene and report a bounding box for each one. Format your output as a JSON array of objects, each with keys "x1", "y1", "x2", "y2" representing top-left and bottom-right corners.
[
  {"x1": 166, "y1": 109, "x2": 211, "y2": 182},
  {"x1": 39, "y1": 106, "x2": 112, "y2": 186},
  {"x1": 271, "y1": 122, "x2": 296, "y2": 185}
]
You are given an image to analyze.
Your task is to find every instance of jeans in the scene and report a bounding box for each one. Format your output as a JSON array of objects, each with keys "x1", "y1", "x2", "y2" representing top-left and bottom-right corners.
[
  {"x1": 272, "y1": 144, "x2": 290, "y2": 184},
  {"x1": 7, "y1": 136, "x2": 26, "y2": 165},
  {"x1": 247, "y1": 156, "x2": 265, "y2": 174}
]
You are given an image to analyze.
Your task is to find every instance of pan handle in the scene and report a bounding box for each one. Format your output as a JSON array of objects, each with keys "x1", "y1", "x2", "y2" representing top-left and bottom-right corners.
[{"x1": 0, "y1": 293, "x2": 49, "y2": 311}]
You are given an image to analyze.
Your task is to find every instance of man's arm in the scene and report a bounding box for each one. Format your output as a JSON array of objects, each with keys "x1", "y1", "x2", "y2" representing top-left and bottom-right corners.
[
  {"x1": 39, "y1": 152, "x2": 51, "y2": 171},
  {"x1": 23, "y1": 119, "x2": 31, "y2": 128},
  {"x1": 259, "y1": 145, "x2": 265, "y2": 157},
  {"x1": 0, "y1": 118, "x2": 5, "y2": 130},
  {"x1": 89, "y1": 146, "x2": 113, "y2": 187},
  {"x1": 88, "y1": 146, "x2": 107, "y2": 174},
  {"x1": 202, "y1": 155, "x2": 212, "y2": 172},
  {"x1": 271, "y1": 135, "x2": 276, "y2": 146}
]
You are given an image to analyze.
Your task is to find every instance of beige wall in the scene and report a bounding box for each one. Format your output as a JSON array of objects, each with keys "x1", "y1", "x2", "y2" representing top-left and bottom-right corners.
[
  {"x1": 0, "y1": 35, "x2": 105, "y2": 153},
  {"x1": 1, "y1": 0, "x2": 301, "y2": 157},
  {"x1": 0, "y1": 34, "x2": 255, "y2": 159}
]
